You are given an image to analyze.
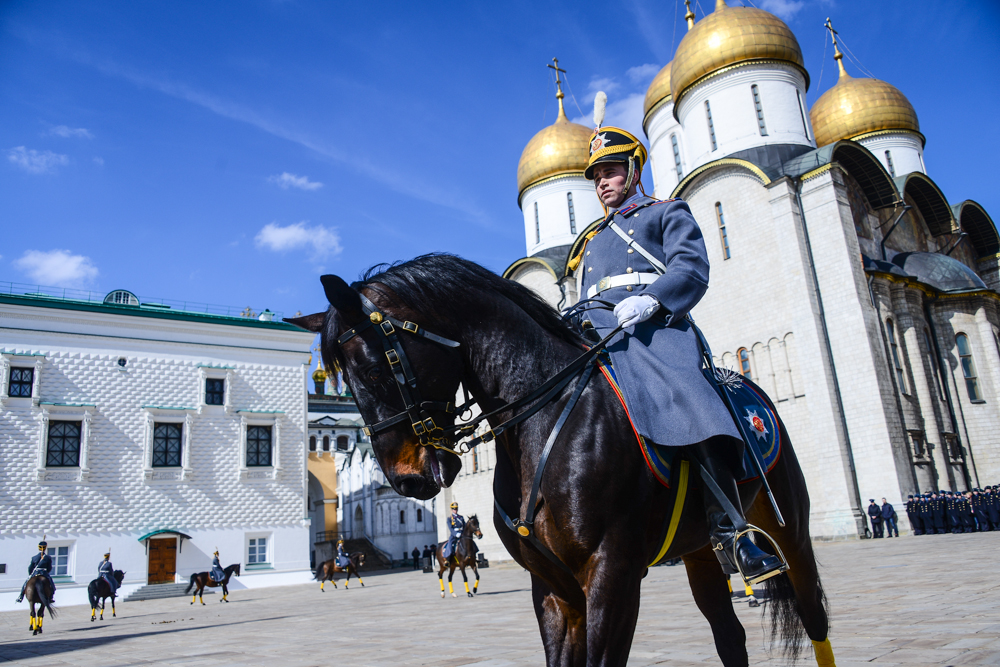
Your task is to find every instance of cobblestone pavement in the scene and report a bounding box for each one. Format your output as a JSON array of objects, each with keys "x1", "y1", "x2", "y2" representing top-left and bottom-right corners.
[{"x1": 1, "y1": 532, "x2": 998, "y2": 666}]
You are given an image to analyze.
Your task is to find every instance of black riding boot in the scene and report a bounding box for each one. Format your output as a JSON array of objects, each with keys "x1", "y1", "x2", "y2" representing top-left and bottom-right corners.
[{"x1": 694, "y1": 439, "x2": 784, "y2": 585}]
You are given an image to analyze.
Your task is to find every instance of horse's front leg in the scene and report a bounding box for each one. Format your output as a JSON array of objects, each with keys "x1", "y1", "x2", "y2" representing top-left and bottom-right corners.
[
  {"x1": 221, "y1": 582, "x2": 228, "y2": 602},
  {"x1": 111, "y1": 595, "x2": 116, "y2": 618},
  {"x1": 472, "y1": 563, "x2": 480, "y2": 595},
  {"x1": 100, "y1": 598, "x2": 105, "y2": 620},
  {"x1": 582, "y1": 557, "x2": 644, "y2": 667},
  {"x1": 448, "y1": 565, "x2": 456, "y2": 598},
  {"x1": 681, "y1": 545, "x2": 748, "y2": 667},
  {"x1": 460, "y1": 566, "x2": 472, "y2": 597},
  {"x1": 531, "y1": 573, "x2": 586, "y2": 667}
]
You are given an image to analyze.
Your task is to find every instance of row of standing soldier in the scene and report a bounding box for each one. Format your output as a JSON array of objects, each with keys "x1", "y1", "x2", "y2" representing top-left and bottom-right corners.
[{"x1": 905, "y1": 486, "x2": 1000, "y2": 535}]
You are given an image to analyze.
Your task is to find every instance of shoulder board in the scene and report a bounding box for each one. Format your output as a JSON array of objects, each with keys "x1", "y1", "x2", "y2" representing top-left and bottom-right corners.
[{"x1": 649, "y1": 198, "x2": 677, "y2": 206}]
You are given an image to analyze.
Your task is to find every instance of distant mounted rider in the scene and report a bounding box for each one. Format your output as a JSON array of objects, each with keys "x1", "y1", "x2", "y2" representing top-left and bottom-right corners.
[
  {"x1": 209, "y1": 549, "x2": 225, "y2": 582},
  {"x1": 98, "y1": 549, "x2": 119, "y2": 595},
  {"x1": 442, "y1": 502, "x2": 465, "y2": 560},
  {"x1": 16, "y1": 539, "x2": 55, "y2": 603},
  {"x1": 336, "y1": 539, "x2": 350, "y2": 568}
]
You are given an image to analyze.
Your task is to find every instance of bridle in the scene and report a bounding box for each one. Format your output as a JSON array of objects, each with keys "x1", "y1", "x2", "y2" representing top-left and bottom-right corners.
[{"x1": 335, "y1": 291, "x2": 624, "y2": 458}]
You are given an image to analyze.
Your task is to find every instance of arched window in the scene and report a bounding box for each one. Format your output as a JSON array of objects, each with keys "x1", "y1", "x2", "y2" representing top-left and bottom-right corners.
[
  {"x1": 417, "y1": 508, "x2": 423, "y2": 522},
  {"x1": 322, "y1": 435, "x2": 330, "y2": 451},
  {"x1": 337, "y1": 435, "x2": 349, "y2": 450},
  {"x1": 567, "y1": 192, "x2": 576, "y2": 234},
  {"x1": 737, "y1": 348, "x2": 751, "y2": 377},
  {"x1": 715, "y1": 203, "x2": 730, "y2": 259},
  {"x1": 309, "y1": 436, "x2": 316, "y2": 452},
  {"x1": 955, "y1": 333, "x2": 982, "y2": 401},
  {"x1": 399, "y1": 510, "x2": 406, "y2": 524},
  {"x1": 705, "y1": 100, "x2": 717, "y2": 151},
  {"x1": 534, "y1": 202, "x2": 540, "y2": 244},
  {"x1": 671, "y1": 134, "x2": 683, "y2": 178},
  {"x1": 886, "y1": 320, "x2": 907, "y2": 394},
  {"x1": 751, "y1": 85, "x2": 768, "y2": 136},
  {"x1": 472, "y1": 448, "x2": 480, "y2": 473},
  {"x1": 796, "y1": 90, "x2": 810, "y2": 140},
  {"x1": 885, "y1": 150, "x2": 896, "y2": 177}
]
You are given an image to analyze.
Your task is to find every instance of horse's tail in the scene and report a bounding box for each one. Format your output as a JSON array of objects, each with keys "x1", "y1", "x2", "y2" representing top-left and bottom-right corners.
[
  {"x1": 88, "y1": 580, "x2": 98, "y2": 609},
  {"x1": 762, "y1": 571, "x2": 827, "y2": 662},
  {"x1": 35, "y1": 579, "x2": 56, "y2": 618},
  {"x1": 184, "y1": 573, "x2": 198, "y2": 594},
  {"x1": 312, "y1": 564, "x2": 324, "y2": 580}
]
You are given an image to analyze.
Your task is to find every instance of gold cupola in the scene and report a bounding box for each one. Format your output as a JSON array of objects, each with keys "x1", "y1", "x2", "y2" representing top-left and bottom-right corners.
[
  {"x1": 311, "y1": 357, "x2": 328, "y2": 394},
  {"x1": 670, "y1": 0, "x2": 807, "y2": 106},
  {"x1": 809, "y1": 20, "x2": 921, "y2": 148},
  {"x1": 516, "y1": 60, "x2": 593, "y2": 200},
  {"x1": 642, "y1": 61, "x2": 673, "y2": 129}
]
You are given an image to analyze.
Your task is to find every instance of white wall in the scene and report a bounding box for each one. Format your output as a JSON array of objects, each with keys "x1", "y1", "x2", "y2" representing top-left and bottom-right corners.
[
  {"x1": 856, "y1": 132, "x2": 926, "y2": 177},
  {"x1": 520, "y1": 176, "x2": 604, "y2": 257},
  {"x1": 645, "y1": 100, "x2": 686, "y2": 198}
]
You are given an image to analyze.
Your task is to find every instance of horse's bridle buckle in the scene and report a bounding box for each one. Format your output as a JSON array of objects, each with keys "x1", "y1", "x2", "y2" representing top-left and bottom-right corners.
[
  {"x1": 402, "y1": 321, "x2": 419, "y2": 334},
  {"x1": 385, "y1": 349, "x2": 400, "y2": 366}
]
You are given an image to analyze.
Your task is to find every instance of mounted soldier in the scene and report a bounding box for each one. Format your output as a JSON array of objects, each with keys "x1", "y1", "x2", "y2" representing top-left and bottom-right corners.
[
  {"x1": 16, "y1": 539, "x2": 55, "y2": 604},
  {"x1": 442, "y1": 502, "x2": 465, "y2": 560},
  {"x1": 209, "y1": 549, "x2": 225, "y2": 583},
  {"x1": 336, "y1": 539, "x2": 350, "y2": 568},
  {"x1": 98, "y1": 549, "x2": 119, "y2": 595},
  {"x1": 567, "y1": 93, "x2": 783, "y2": 584}
]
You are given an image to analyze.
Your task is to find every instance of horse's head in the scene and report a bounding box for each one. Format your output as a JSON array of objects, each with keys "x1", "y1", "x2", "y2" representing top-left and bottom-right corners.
[
  {"x1": 356, "y1": 553, "x2": 366, "y2": 567},
  {"x1": 289, "y1": 273, "x2": 464, "y2": 500},
  {"x1": 467, "y1": 514, "x2": 484, "y2": 539},
  {"x1": 114, "y1": 570, "x2": 125, "y2": 583},
  {"x1": 229, "y1": 563, "x2": 241, "y2": 577}
]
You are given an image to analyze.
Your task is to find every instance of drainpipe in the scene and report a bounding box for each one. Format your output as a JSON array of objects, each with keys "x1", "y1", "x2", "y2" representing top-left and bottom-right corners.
[
  {"x1": 794, "y1": 178, "x2": 868, "y2": 537},
  {"x1": 923, "y1": 296, "x2": 975, "y2": 490},
  {"x1": 879, "y1": 205, "x2": 912, "y2": 261}
]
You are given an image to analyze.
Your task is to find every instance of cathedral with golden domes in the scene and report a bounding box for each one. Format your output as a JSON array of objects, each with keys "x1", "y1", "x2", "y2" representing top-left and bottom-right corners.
[{"x1": 447, "y1": 0, "x2": 1000, "y2": 545}]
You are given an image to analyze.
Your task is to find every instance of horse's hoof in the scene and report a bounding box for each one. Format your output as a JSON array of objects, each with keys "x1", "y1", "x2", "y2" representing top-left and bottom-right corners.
[
  {"x1": 190, "y1": 602, "x2": 194, "y2": 605},
  {"x1": 440, "y1": 592, "x2": 445, "y2": 598},
  {"x1": 451, "y1": 593, "x2": 457, "y2": 598},
  {"x1": 201, "y1": 603, "x2": 205, "y2": 606},
  {"x1": 468, "y1": 592, "x2": 474, "y2": 598}
]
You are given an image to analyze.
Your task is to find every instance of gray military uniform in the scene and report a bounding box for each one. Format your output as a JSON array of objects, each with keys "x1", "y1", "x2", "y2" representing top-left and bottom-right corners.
[{"x1": 579, "y1": 194, "x2": 740, "y2": 449}]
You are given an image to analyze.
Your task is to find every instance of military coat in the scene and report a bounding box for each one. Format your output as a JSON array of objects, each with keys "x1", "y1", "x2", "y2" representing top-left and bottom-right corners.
[
  {"x1": 98, "y1": 560, "x2": 119, "y2": 593},
  {"x1": 578, "y1": 195, "x2": 740, "y2": 449}
]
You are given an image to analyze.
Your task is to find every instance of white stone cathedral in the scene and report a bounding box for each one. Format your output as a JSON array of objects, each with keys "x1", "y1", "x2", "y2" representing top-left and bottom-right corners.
[{"x1": 449, "y1": 0, "x2": 1000, "y2": 550}]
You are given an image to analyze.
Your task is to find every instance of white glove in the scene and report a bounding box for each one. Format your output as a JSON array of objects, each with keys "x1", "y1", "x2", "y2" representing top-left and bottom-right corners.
[{"x1": 614, "y1": 295, "x2": 660, "y2": 328}]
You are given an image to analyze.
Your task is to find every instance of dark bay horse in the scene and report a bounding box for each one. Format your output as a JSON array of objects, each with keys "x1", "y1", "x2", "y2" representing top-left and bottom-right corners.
[
  {"x1": 25, "y1": 574, "x2": 56, "y2": 635},
  {"x1": 88, "y1": 569, "x2": 125, "y2": 621},
  {"x1": 314, "y1": 552, "x2": 366, "y2": 590},
  {"x1": 436, "y1": 514, "x2": 483, "y2": 598},
  {"x1": 185, "y1": 563, "x2": 240, "y2": 604},
  {"x1": 290, "y1": 254, "x2": 835, "y2": 667}
]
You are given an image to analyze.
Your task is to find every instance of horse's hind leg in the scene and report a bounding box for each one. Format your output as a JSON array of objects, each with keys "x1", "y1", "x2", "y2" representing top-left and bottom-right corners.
[
  {"x1": 437, "y1": 566, "x2": 445, "y2": 598},
  {"x1": 460, "y1": 566, "x2": 472, "y2": 598},
  {"x1": 682, "y1": 545, "x2": 749, "y2": 667},
  {"x1": 100, "y1": 598, "x2": 105, "y2": 620},
  {"x1": 112, "y1": 595, "x2": 116, "y2": 618}
]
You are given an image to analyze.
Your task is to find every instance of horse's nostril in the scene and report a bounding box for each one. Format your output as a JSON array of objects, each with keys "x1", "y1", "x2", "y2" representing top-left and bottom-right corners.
[{"x1": 397, "y1": 475, "x2": 425, "y2": 498}]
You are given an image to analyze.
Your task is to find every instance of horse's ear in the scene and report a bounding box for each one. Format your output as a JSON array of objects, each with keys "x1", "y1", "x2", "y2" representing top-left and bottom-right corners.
[
  {"x1": 320, "y1": 274, "x2": 363, "y2": 315},
  {"x1": 283, "y1": 311, "x2": 326, "y2": 332}
]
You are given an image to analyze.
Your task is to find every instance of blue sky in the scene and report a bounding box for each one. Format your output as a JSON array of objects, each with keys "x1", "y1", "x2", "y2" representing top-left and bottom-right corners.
[{"x1": 2, "y1": 0, "x2": 999, "y2": 321}]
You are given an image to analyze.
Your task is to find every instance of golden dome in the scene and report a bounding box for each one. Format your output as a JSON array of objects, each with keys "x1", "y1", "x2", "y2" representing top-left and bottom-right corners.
[
  {"x1": 311, "y1": 361, "x2": 327, "y2": 383},
  {"x1": 670, "y1": 0, "x2": 807, "y2": 105},
  {"x1": 516, "y1": 104, "x2": 592, "y2": 198},
  {"x1": 809, "y1": 56, "x2": 920, "y2": 148},
  {"x1": 642, "y1": 61, "x2": 673, "y2": 127}
]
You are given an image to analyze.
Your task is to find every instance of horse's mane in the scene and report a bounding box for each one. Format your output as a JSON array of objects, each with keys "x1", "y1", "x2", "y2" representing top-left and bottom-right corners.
[{"x1": 354, "y1": 253, "x2": 583, "y2": 347}]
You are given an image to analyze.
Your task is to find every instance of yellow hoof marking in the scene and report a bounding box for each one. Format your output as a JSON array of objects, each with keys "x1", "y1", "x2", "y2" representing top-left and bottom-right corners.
[{"x1": 812, "y1": 638, "x2": 836, "y2": 667}]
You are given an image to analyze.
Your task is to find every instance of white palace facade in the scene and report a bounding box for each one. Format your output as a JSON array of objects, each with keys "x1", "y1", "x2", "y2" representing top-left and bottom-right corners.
[
  {"x1": 0, "y1": 287, "x2": 315, "y2": 608},
  {"x1": 446, "y1": 0, "x2": 1000, "y2": 550}
]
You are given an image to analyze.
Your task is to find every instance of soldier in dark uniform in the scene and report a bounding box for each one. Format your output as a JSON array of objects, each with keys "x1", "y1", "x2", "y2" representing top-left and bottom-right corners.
[
  {"x1": 442, "y1": 502, "x2": 465, "y2": 560},
  {"x1": 867, "y1": 499, "x2": 883, "y2": 538},
  {"x1": 962, "y1": 492, "x2": 976, "y2": 533},
  {"x1": 16, "y1": 539, "x2": 55, "y2": 603},
  {"x1": 932, "y1": 492, "x2": 948, "y2": 534},
  {"x1": 987, "y1": 487, "x2": 1000, "y2": 531},
  {"x1": 944, "y1": 492, "x2": 959, "y2": 534},
  {"x1": 971, "y1": 489, "x2": 984, "y2": 532},
  {"x1": 919, "y1": 494, "x2": 932, "y2": 534},
  {"x1": 905, "y1": 495, "x2": 920, "y2": 535},
  {"x1": 880, "y1": 498, "x2": 898, "y2": 537},
  {"x1": 336, "y1": 539, "x2": 349, "y2": 567},
  {"x1": 570, "y1": 111, "x2": 782, "y2": 584},
  {"x1": 98, "y1": 549, "x2": 119, "y2": 595},
  {"x1": 209, "y1": 549, "x2": 225, "y2": 582}
]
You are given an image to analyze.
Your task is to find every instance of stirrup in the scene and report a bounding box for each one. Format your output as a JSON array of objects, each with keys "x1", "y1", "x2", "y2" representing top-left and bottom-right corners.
[{"x1": 720, "y1": 524, "x2": 790, "y2": 586}]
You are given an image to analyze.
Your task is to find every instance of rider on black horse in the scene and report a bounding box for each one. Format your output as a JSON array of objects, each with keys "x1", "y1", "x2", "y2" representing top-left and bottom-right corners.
[
  {"x1": 569, "y1": 103, "x2": 783, "y2": 584},
  {"x1": 209, "y1": 549, "x2": 225, "y2": 582},
  {"x1": 442, "y1": 502, "x2": 465, "y2": 560},
  {"x1": 16, "y1": 539, "x2": 55, "y2": 603},
  {"x1": 98, "y1": 549, "x2": 119, "y2": 595},
  {"x1": 336, "y1": 540, "x2": 350, "y2": 568}
]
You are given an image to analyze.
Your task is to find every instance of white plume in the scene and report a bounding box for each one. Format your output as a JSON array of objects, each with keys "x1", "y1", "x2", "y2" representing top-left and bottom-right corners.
[{"x1": 593, "y1": 91, "x2": 607, "y2": 129}]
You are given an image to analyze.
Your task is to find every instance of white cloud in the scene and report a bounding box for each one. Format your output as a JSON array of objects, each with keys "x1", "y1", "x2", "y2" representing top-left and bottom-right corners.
[
  {"x1": 7, "y1": 146, "x2": 70, "y2": 174},
  {"x1": 267, "y1": 172, "x2": 323, "y2": 191},
  {"x1": 626, "y1": 64, "x2": 661, "y2": 86},
  {"x1": 15, "y1": 250, "x2": 99, "y2": 286},
  {"x1": 757, "y1": 0, "x2": 806, "y2": 21},
  {"x1": 254, "y1": 221, "x2": 342, "y2": 259},
  {"x1": 49, "y1": 125, "x2": 93, "y2": 139},
  {"x1": 92, "y1": 156, "x2": 104, "y2": 165}
]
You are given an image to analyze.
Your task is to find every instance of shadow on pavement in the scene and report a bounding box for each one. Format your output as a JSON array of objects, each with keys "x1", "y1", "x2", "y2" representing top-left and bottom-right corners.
[{"x1": 474, "y1": 589, "x2": 530, "y2": 596}]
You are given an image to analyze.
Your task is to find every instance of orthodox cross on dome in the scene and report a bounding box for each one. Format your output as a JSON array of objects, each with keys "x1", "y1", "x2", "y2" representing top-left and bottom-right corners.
[
  {"x1": 684, "y1": 0, "x2": 695, "y2": 30},
  {"x1": 824, "y1": 17, "x2": 848, "y2": 78},
  {"x1": 547, "y1": 58, "x2": 568, "y2": 119}
]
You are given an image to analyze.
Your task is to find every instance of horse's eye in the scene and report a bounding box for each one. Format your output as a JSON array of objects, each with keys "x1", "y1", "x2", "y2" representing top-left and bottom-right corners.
[{"x1": 368, "y1": 367, "x2": 382, "y2": 383}]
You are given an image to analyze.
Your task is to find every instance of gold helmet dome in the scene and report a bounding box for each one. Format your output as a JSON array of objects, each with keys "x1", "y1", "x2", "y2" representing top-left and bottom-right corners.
[
  {"x1": 642, "y1": 61, "x2": 673, "y2": 128},
  {"x1": 671, "y1": 0, "x2": 807, "y2": 105},
  {"x1": 809, "y1": 32, "x2": 920, "y2": 148},
  {"x1": 517, "y1": 62, "x2": 592, "y2": 199}
]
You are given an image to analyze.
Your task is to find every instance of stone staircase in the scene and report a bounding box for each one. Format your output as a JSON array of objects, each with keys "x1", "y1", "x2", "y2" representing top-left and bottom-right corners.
[
  {"x1": 343, "y1": 538, "x2": 393, "y2": 569},
  {"x1": 123, "y1": 582, "x2": 213, "y2": 602}
]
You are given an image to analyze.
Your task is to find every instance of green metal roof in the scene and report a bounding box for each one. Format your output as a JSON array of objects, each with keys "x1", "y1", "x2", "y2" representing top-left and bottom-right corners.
[{"x1": 137, "y1": 529, "x2": 192, "y2": 542}]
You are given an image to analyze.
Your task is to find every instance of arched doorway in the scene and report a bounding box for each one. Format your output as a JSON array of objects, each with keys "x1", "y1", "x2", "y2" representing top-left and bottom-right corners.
[{"x1": 354, "y1": 505, "x2": 365, "y2": 537}]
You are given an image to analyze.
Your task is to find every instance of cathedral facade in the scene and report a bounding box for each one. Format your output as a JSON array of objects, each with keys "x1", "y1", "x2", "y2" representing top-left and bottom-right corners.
[{"x1": 449, "y1": 0, "x2": 1000, "y2": 550}]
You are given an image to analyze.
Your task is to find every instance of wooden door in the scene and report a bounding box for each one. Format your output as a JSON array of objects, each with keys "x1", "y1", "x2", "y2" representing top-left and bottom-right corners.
[{"x1": 148, "y1": 538, "x2": 177, "y2": 584}]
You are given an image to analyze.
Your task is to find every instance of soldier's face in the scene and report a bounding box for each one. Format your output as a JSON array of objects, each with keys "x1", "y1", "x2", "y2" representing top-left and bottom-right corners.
[{"x1": 593, "y1": 162, "x2": 630, "y2": 207}]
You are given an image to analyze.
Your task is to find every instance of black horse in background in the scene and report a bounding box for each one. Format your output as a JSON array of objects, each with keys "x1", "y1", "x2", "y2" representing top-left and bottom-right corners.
[
  {"x1": 436, "y1": 514, "x2": 483, "y2": 598},
  {"x1": 290, "y1": 254, "x2": 834, "y2": 667},
  {"x1": 88, "y1": 569, "x2": 125, "y2": 621},
  {"x1": 25, "y1": 574, "x2": 56, "y2": 635}
]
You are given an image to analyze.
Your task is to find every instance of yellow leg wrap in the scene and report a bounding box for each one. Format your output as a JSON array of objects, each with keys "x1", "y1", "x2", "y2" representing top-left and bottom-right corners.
[
  {"x1": 192, "y1": 595, "x2": 197, "y2": 604},
  {"x1": 92, "y1": 609, "x2": 96, "y2": 619},
  {"x1": 199, "y1": 596, "x2": 204, "y2": 604},
  {"x1": 812, "y1": 638, "x2": 836, "y2": 667},
  {"x1": 727, "y1": 579, "x2": 733, "y2": 593},
  {"x1": 744, "y1": 582, "x2": 754, "y2": 597},
  {"x1": 473, "y1": 580, "x2": 479, "y2": 593},
  {"x1": 358, "y1": 578, "x2": 364, "y2": 585},
  {"x1": 320, "y1": 582, "x2": 325, "y2": 591},
  {"x1": 439, "y1": 579, "x2": 445, "y2": 592},
  {"x1": 448, "y1": 581, "x2": 454, "y2": 594},
  {"x1": 38, "y1": 616, "x2": 42, "y2": 628},
  {"x1": 30, "y1": 617, "x2": 35, "y2": 630},
  {"x1": 464, "y1": 581, "x2": 470, "y2": 594}
]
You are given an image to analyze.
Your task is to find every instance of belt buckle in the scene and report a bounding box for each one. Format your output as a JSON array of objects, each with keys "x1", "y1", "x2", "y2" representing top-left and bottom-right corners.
[{"x1": 597, "y1": 276, "x2": 612, "y2": 293}]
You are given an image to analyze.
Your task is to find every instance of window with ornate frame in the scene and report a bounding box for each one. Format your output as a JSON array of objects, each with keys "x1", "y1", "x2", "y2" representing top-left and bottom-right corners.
[
  {"x1": 751, "y1": 84, "x2": 768, "y2": 136},
  {"x1": 205, "y1": 378, "x2": 225, "y2": 405},
  {"x1": 716, "y1": 202, "x2": 730, "y2": 259},
  {"x1": 884, "y1": 150, "x2": 896, "y2": 178},
  {"x1": 8, "y1": 367, "x2": 34, "y2": 397},
  {"x1": 671, "y1": 134, "x2": 683, "y2": 179},
  {"x1": 247, "y1": 425, "x2": 273, "y2": 467},
  {"x1": 46, "y1": 421, "x2": 82, "y2": 467},
  {"x1": 955, "y1": 333, "x2": 982, "y2": 402},
  {"x1": 567, "y1": 192, "x2": 577, "y2": 234},
  {"x1": 705, "y1": 100, "x2": 717, "y2": 151},
  {"x1": 152, "y1": 423, "x2": 183, "y2": 467}
]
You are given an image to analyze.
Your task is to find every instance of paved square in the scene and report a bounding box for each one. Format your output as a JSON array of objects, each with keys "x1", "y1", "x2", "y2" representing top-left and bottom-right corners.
[{"x1": 1, "y1": 533, "x2": 998, "y2": 665}]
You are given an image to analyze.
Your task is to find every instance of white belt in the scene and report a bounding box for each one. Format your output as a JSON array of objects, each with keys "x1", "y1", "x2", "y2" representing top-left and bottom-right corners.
[{"x1": 587, "y1": 272, "x2": 658, "y2": 299}]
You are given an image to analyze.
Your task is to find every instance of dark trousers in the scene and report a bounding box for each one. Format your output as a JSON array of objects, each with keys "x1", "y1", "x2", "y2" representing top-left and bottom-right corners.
[
  {"x1": 870, "y1": 518, "x2": 883, "y2": 538},
  {"x1": 883, "y1": 517, "x2": 898, "y2": 537}
]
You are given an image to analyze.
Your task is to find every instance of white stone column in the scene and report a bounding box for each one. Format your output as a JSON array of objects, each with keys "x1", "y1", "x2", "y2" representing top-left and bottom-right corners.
[{"x1": 975, "y1": 307, "x2": 1000, "y2": 403}]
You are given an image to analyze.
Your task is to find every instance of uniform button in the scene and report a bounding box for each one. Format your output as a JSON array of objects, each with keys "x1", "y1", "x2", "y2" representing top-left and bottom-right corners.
[
  {"x1": 628, "y1": 229, "x2": 634, "y2": 236},
  {"x1": 587, "y1": 267, "x2": 592, "y2": 272},
  {"x1": 627, "y1": 249, "x2": 634, "y2": 254},
  {"x1": 586, "y1": 251, "x2": 590, "y2": 256},
  {"x1": 626, "y1": 286, "x2": 633, "y2": 292},
  {"x1": 626, "y1": 267, "x2": 633, "y2": 273}
]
